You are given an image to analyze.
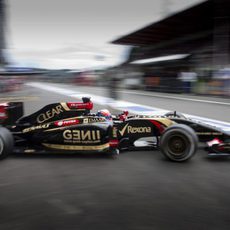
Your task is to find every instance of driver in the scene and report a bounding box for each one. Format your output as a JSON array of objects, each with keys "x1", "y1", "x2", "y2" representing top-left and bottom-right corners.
[{"x1": 96, "y1": 109, "x2": 112, "y2": 121}]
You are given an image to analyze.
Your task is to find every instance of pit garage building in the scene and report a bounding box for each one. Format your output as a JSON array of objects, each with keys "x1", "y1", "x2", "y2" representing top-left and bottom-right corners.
[{"x1": 111, "y1": 0, "x2": 230, "y2": 96}]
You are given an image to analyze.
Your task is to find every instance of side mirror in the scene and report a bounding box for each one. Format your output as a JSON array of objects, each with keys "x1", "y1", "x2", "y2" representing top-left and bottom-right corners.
[{"x1": 82, "y1": 97, "x2": 91, "y2": 103}]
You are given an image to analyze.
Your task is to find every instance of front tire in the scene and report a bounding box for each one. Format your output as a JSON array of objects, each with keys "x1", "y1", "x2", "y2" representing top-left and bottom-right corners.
[
  {"x1": 0, "y1": 127, "x2": 14, "y2": 160},
  {"x1": 160, "y1": 124, "x2": 198, "y2": 162}
]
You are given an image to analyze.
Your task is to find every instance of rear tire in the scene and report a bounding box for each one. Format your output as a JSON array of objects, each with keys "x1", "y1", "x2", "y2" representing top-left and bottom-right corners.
[
  {"x1": 0, "y1": 127, "x2": 14, "y2": 160},
  {"x1": 160, "y1": 124, "x2": 198, "y2": 162}
]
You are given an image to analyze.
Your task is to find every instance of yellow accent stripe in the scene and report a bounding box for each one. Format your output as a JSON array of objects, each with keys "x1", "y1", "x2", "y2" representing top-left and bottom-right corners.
[
  {"x1": 44, "y1": 127, "x2": 66, "y2": 132},
  {"x1": 152, "y1": 118, "x2": 175, "y2": 127},
  {"x1": 60, "y1": 116, "x2": 83, "y2": 121},
  {"x1": 42, "y1": 143, "x2": 110, "y2": 151},
  {"x1": 60, "y1": 102, "x2": 86, "y2": 111}
]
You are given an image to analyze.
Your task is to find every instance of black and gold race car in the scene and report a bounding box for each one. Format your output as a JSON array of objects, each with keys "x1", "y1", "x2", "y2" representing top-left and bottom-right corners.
[{"x1": 0, "y1": 97, "x2": 229, "y2": 162}]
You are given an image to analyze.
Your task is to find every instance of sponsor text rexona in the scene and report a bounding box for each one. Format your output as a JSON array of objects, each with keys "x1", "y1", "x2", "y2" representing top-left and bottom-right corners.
[
  {"x1": 63, "y1": 129, "x2": 101, "y2": 144},
  {"x1": 119, "y1": 123, "x2": 151, "y2": 136}
]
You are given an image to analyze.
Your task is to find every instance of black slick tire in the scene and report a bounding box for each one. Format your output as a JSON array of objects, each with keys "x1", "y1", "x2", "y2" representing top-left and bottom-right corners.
[
  {"x1": 160, "y1": 124, "x2": 198, "y2": 162},
  {"x1": 0, "y1": 127, "x2": 14, "y2": 160}
]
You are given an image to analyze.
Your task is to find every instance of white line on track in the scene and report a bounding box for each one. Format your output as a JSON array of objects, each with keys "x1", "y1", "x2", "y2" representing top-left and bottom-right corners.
[
  {"x1": 118, "y1": 90, "x2": 230, "y2": 106},
  {"x1": 26, "y1": 82, "x2": 230, "y2": 132}
]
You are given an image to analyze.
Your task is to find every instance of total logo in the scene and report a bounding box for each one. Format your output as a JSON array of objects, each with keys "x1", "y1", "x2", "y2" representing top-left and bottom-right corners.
[
  {"x1": 119, "y1": 123, "x2": 152, "y2": 136},
  {"x1": 55, "y1": 119, "x2": 80, "y2": 127}
]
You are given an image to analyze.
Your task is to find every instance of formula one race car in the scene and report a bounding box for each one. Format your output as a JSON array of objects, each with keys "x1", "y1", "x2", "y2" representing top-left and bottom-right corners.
[{"x1": 0, "y1": 97, "x2": 229, "y2": 162}]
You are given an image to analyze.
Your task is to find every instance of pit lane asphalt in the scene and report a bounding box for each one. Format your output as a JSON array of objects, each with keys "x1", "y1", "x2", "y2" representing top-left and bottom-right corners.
[{"x1": 0, "y1": 85, "x2": 230, "y2": 230}]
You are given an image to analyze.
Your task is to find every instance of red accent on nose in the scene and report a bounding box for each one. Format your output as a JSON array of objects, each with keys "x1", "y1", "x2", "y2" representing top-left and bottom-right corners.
[
  {"x1": 218, "y1": 145, "x2": 225, "y2": 151},
  {"x1": 207, "y1": 138, "x2": 223, "y2": 147},
  {"x1": 150, "y1": 120, "x2": 165, "y2": 133},
  {"x1": 67, "y1": 102, "x2": 93, "y2": 110},
  {"x1": 54, "y1": 119, "x2": 80, "y2": 127},
  {"x1": 0, "y1": 106, "x2": 7, "y2": 120}
]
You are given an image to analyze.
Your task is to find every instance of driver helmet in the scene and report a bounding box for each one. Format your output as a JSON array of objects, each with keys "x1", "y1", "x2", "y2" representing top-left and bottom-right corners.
[{"x1": 96, "y1": 109, "x2": 112, "y2": 120}]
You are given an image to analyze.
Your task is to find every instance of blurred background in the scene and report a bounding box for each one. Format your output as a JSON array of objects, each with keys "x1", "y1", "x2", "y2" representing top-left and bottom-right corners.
[
  {"x1": 0, "y1": 0, "x2": 229, "y2": 97},
  {"x1": 0, "y1": 2, "x2": 230, "y2": 230}
]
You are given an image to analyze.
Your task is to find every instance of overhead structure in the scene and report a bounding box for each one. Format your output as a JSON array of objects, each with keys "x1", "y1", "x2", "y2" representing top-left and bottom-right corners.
[{"x1": 112, "y1": 0, "x2": 230, "y2": 69}]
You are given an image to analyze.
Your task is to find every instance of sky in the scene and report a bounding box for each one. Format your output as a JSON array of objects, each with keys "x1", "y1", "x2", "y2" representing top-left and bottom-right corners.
[{"x1": 6, "y1": 0, "x2": 204, "y2": 69}]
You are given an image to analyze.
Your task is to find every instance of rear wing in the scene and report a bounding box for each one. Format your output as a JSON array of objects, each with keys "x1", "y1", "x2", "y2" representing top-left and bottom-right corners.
[
  {"x1": 0, "y1": 102, "x2": 24, "y2": 126},
  {"x1": 66, "y1": 97, "x2": 93, "y2": 111},
  {"x1": 16, "y1": 97, "x2": 93, "y2": 126}
]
